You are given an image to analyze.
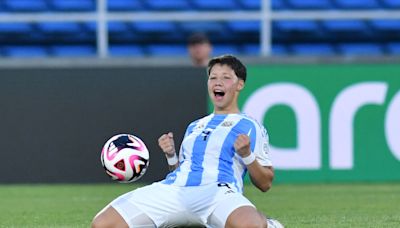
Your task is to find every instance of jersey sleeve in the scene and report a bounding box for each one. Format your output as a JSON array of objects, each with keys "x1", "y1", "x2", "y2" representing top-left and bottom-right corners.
[{"x1": 253, "y1": 123, "x2": 273, "y2": 167}]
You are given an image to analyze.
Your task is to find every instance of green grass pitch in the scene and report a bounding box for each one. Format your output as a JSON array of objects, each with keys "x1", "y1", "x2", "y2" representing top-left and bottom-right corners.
[{"x1": 0, "y1": 183, "x2": 399, "y2": 227}]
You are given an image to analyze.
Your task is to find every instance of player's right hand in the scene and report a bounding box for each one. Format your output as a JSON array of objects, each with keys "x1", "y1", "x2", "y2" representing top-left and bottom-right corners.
[{"x1": 158, "y1": 132, "x2": 176, "y2": 157}]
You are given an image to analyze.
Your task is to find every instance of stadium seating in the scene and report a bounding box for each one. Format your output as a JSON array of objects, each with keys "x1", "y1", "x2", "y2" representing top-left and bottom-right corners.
[
  {"x1": 237, "y1": 0, "x2": 261, "y2": 10},
  {"x1": 109, "y1": 44, "x2": 145, "y2": 57},
  {"x1": 381, "y1": 0, "x2": 400, "y2": 9},
  {"x1": 0, "y1": 23, "x2": 33, "y2": 35},
  {"x1": 147, "y1": 44, "x2": 187, "y2": 56},
  {"x1": 191, "y1": 0, "x2": 240, "y2": 11},
  {"x1": 333, "y1": 0, "x2": 381, "y2": 9},
  {"x1": 0, "y1": 0, "x2": 399, "y2": 57},
  {"x1": 337, "y1": 43, "x2": 384, "y2": 55},
  {"x1": 274, "y1": 20, "x2": 322, "y2": 42},
  {"x1": 3, "y1": 45, "x2": 48, "y2": 57},
  {"x1": 107, "y1": 0, "x2": 144, "y2": 11},
  {"x1": 321, "y1": 20, "x2": 372, "y2": 41},
  {"x1": 144, "y1": 0, "x2": 192, "y2": 11},
  {"x1": 3, "y1": 0, "x2": 48, "y2": 12},
  {"x1": 286, "y1": 0, "x2": 333, "y2": 10},
  {"x1": 212, "y1": 44, "x2": 241, "y2": 56},
  {"x1": 291, "y1": 43, "x2": 335, "y2": 56},
  {"x1": 50, "y1": 45, "x2": 96, "y2": 57},
  {"x1": 49, "y1": 0, "x2": 95, "y2": 12},
  {"x1": 386, "y1": 42, "x2": 400, "y2": 54},
  {"x1": 242, "y1": 44, "x2": 288, "y2": 55}
]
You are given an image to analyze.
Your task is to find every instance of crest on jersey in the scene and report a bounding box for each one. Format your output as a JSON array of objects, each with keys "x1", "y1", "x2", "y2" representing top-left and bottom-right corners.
[{"x1": 221, "y1": 121, "x2": 233, "y2": 127}]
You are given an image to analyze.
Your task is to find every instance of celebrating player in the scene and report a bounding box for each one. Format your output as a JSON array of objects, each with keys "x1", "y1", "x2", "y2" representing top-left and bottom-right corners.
[{"x1": 92, "y1": 55, "x2": 283, "y2": 228}]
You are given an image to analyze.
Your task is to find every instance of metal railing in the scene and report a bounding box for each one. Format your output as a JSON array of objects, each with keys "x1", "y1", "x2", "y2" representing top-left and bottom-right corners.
[{"x1": 0, "y1": 0, "x2": 399, "y2": 58}]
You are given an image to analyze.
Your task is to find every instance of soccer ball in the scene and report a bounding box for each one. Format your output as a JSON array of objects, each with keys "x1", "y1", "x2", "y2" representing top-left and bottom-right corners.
[{"x1": 101, "y1": 133, "x2": 150, "y2": 183}]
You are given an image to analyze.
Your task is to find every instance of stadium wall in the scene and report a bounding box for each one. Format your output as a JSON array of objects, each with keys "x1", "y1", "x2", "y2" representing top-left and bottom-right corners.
[{"x1": 0, "y1": 66, "x2": 207, "y2": 183}]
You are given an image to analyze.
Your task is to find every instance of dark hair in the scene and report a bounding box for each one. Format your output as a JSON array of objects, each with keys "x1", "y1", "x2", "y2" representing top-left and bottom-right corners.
[
  {"x1": 187, "y1": 33, "x2": 210, "y2": 46},
  {"x1": 207, "y1": 54, "x2": 247, "y2": 82}
]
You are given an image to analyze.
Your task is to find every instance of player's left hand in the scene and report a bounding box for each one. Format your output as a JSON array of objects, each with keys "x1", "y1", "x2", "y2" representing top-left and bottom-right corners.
[{"x1": 234, "y1": 134, "x2": 251, "y2": 158}]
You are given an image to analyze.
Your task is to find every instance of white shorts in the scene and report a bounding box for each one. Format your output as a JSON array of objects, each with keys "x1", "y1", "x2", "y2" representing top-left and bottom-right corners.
[{"x1": 110, "y1": 182, "x2": 255, "y2": 228}]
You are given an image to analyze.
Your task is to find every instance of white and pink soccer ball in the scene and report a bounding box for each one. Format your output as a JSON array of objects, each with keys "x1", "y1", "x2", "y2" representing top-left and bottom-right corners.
[{"x1": 101, "y1": 134, "x2": 150, "y2": 183}]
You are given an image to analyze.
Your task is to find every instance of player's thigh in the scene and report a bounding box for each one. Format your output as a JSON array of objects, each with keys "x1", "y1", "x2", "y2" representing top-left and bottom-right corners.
[
  {"x1": 207, "y1": 192, "x2": 260, "y2": 228},
  {"x1": 92, "y1": 205, "x2": 128, "y2": 228},
  {"x1": 225, "y1": 206, "x2": 267, "y2": 228}
]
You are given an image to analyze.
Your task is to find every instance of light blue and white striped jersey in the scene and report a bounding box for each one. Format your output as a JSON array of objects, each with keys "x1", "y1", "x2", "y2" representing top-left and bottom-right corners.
[{"x1": 162, "y1": 113, "x2": 272, "y2": 193}]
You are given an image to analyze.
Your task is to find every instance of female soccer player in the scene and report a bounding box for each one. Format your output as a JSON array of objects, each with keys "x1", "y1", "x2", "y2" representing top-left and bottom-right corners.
[{"x1": 92, "y1": 55, "x2": 283, "y2": 228}]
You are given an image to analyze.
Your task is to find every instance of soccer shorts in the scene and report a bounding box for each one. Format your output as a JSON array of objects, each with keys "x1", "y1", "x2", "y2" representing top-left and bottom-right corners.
[{"x1": 110, "y1": 182, "x2": 255, "y2": 227}]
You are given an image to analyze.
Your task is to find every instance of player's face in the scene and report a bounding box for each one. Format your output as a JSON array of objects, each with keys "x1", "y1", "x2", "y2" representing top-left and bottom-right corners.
[{"x1": 208, "y1": 64, "x2": 244, "y2": 114}]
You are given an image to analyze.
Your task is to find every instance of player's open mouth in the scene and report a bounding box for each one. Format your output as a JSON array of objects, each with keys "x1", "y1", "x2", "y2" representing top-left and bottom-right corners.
[{"x1": 214, "y1": 90, "x2": 225, "y2": 99}]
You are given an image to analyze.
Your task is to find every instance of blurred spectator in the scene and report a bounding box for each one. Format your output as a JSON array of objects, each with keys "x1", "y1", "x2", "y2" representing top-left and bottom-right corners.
[{"x1": 187, "y1": 33, "x2": 212, "y2": 67}]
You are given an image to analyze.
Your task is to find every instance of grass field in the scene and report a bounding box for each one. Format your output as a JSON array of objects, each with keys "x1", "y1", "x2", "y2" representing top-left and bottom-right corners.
[{"x1": 0, "y1": 183, "x2": 399, "y2": 227}]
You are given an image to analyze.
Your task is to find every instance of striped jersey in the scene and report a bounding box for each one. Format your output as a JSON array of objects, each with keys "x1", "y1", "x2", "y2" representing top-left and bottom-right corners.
[{"x1": 162, "y1": 113, "x2": 272, "y2": 193}]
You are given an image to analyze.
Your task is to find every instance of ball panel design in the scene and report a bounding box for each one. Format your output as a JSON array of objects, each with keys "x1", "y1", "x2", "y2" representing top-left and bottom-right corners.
[{"x1": 101, "y1": 133, "x2": 149, "y2": 183}]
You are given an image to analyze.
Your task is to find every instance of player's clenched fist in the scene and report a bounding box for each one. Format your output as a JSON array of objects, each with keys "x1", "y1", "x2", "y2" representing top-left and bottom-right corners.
[
  {"x1": 234, "y1": 134, "x2": 251, "y2": 158},
  {"x1": 158, "y1": 132, "x2": 176, "y2": 157}
]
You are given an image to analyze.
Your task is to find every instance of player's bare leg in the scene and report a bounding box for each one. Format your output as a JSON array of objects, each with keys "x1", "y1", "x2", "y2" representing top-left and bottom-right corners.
[
  {"x1": 225, "y1": 206, "x2": 267, "y2": 228},
  {"x1": 92, "y1": 205, "x2": 157, "y2": 228},
  {"x1": 92, "y1": 206, "x2": 128, "y2": 228}
]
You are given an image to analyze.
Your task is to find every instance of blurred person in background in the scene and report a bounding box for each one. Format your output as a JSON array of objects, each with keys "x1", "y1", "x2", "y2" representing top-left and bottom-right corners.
[{"x1": 187, "y1": 33, "x2": 213, "y2": 67}]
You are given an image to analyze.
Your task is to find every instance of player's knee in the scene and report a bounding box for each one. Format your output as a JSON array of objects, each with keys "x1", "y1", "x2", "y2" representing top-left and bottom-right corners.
[
  {"x1": 237, "y1": 218, "x2": 266, "y2": 228},
  {"x1": 226, "y1": 208, "x2": 267, "y2": 228},
  {"x1": 91, "y1": 217, "x2": 102, "y2": 228},
  {"x1": 91, "y1": 214, "x2": 111, "y2": 228}
]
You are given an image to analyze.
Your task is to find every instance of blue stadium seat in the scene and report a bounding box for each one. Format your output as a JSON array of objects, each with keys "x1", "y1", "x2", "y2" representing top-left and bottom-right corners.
[
  {"x1": 386, "y1": 42, "x2": 400, "y2": 55},
  {"x1": 132, "y1": 21, "x2": 177, "y2": 34},
  {"x1": 338, "y1": 43, "x2": 383, "y2": 55},
  {"x1": 370, "y1": 20, "x2": 400, "y2": 35},
  {"x1": 83, "y1": 22, "x2": 134, "y2": 36},
  {"x1": 147, "y1": 44, "x2": 187, "y2": 56},
  {"x1": 286, "y1": 0, "x2": 333, "y2": 9},
  {"x1": 108, "y1": 22, "x2": 133, "y2": 35},
  {"x1": 227, "y1": 21, "x2": 260, "y2": 33},
  {"x1": 179, "y1": 21, "x2": 226, "y2": 34},
  {"x1": 272, "y1": 44, "x2": 288, "y2": 55},
  {"x1": 242, "y1": 44, "x2": 288, "y2": 56},
  {"x1": 144, "y1": 0, "x2": 191, "y2": 10},
  {"x1": 212, "y1": 44, "x2": 241, "y2": 56},
  {"x1": 191, "y1": 0, "x2": 240, "y2": 10},
  {"x1": 333, "y1": 0, "x2": 381, "y2": 9},
  {"x1": 290, "y1": 43, "x2": 336, "y2": 56},
  {"x1": 381, "y1": 0, "x2": 400, "y2": 9},
  {"x1": 50, "y1": 45, "x2": 96, "y2": 57},
  {"x1": 322, "y1": 20, "x2": 370, "y2": 39},
  {"x1": 109, "y1": 45, "x2": 145, "y2": 57},
  {"x1": 237, "y1": 0, "x2": 287, "y2": 10},
  {"x1": 237, "y1": 0, "x2": 260, "y2": 9},
  {"x1": 271, "y1": 0, "x2": 289, "y2": 10},
  {"x1": 37, "y1": 22, "x2": 83, "y2": 35},
  {"x1": 3, "y1": 0, "x2": 48, "y2": 12},
  {"x1": 0, "y1": 23, "x2": 33, "y2": 34},
  {"x1": 242, "y1": 44, "x2": 259, "y2": 55},
  {"x1": 49, "y1": 0, "x2": 95, "y2": 12},
  {"x1": 107, "y1": 0, "x2": 144, "y2": 11},
  {"x1": 274, "y1": 20, "x2": 322, "y2": 40},
  {"x1": 83, "y1": 22, "x2": 140, "y2": 43},
  {"x1": 3, "y1": 45, "x2": 48, "y2": 57}
]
